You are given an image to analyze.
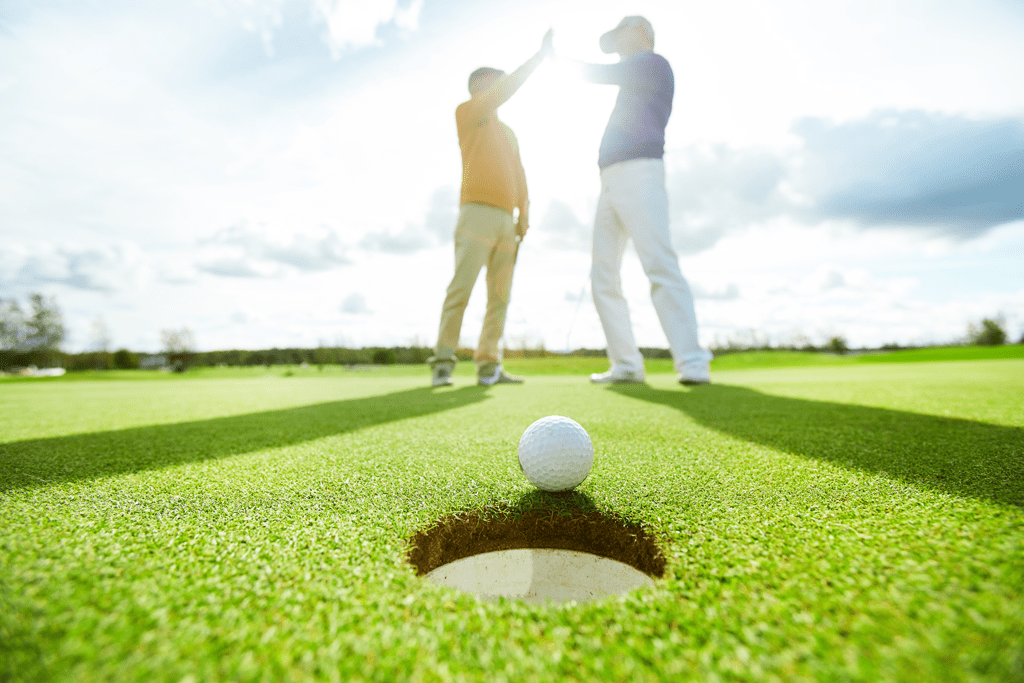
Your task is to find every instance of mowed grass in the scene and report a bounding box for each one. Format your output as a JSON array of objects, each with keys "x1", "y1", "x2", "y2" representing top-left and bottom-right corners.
[{"x1": 1, "y1": 353, "x2": 1022, "y2": 681}]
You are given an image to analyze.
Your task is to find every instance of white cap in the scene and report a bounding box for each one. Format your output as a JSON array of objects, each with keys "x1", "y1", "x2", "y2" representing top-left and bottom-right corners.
[{"x1": 599, "y1": 16, "x2": 654, "y2": 54}]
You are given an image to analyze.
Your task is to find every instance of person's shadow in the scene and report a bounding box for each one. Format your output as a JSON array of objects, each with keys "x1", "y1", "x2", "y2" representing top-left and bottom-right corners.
[
  {"x1": 0, "y1": 385, "x2": 490, "y2": 492},
  {"x1": 608, "y1": 383, "x2": 1024, "y2": 507}
]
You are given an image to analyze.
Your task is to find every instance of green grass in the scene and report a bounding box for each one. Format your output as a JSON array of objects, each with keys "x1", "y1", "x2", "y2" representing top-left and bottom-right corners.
[
  {"x1": 1, "y1": 355, "x2": 1022, "y2": 681},
  {"x1": 708, "y1": 345, "x2": 1024, "y2": 370}
]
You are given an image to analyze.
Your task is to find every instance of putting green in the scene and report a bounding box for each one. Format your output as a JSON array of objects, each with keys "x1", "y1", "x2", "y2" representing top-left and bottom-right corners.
[{"x1": 1, "y1": 356, "x2": 1022, "y2": 681}]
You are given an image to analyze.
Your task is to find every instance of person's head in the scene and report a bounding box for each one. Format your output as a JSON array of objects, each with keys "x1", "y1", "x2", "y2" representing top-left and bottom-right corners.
[
  {"x1": 468, "y1": 67, "x2": 505, "y2": 96},
  {"x1": 599, "y1": 16, "x2": 654, "y2": 56}
]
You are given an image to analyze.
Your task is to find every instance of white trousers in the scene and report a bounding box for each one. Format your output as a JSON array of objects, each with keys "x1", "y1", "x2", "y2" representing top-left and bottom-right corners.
[{"x1": 591, "y1": 158, "x2": 711, "y2": 375}]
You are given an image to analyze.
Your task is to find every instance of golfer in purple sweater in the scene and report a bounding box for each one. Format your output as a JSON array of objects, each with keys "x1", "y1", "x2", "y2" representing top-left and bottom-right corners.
[{"x1": 569, "y1": 16, "x2": 712, "y2": 385}]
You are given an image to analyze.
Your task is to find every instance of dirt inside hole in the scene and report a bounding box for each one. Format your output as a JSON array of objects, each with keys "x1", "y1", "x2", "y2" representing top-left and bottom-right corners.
[{"x1": 408, "y1": 509, "x2": 666, "y2": 578}]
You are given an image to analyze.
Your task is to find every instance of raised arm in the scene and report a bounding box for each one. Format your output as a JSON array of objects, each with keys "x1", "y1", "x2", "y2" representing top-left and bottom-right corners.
[
  {"x1": 557, "y1": 56, "x2": 634, "y2": 86},
  {"x1": 463, "y1": 30, "x2": 553, "y2": 121}
]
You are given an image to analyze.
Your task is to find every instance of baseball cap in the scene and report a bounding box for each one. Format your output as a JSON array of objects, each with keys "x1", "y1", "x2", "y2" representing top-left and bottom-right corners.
[{"x1": 599, "y1": 16, "x2": 654, "y2": 54}]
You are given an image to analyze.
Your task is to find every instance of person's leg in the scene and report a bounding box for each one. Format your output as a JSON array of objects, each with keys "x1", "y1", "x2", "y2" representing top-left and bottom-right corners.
[
  {"x1": 591, "y1": 171, "x2": 644, "y2": 376},
  {"x1": 612, "y1": 159, "x2": 712, "y2": 379},
  {"x1": 476, "y1": 205, "x2": 517, "y2": 369},
  {"x1": 433, "y1": 204, "x2": 492, "y2": 366}
]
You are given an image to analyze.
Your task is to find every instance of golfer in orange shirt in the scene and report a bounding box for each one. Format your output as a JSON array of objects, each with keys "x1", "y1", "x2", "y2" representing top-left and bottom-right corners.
[{"x1": 429, "y1": 30, "x2": 552, "y2": 387}]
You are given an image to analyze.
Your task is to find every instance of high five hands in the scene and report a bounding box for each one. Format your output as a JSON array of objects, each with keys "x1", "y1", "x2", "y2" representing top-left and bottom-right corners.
[{"x1": 541, "y1": 29, "x2": 554, "y2": 60}]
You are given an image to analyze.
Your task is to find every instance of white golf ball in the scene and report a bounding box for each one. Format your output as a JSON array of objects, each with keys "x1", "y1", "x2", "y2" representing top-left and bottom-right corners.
[{"x1": 518, "y1": 416, "x2": 594, "y2": 492}]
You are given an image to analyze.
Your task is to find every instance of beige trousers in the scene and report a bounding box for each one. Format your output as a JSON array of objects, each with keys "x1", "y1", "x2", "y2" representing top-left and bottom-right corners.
[{"x1": 435, "y1": 203, "x2": 518, "y2": 366}]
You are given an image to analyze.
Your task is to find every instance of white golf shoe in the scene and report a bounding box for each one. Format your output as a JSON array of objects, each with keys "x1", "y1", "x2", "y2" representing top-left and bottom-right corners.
[
  {"x1": 678, "y1": 362, "x2": 710, "y2": 385},
  {"x1": 590, "y1": 369, "x2": 645, "y2": 384},
  {"x1": 477, "y1": 364, "x2": 524, "y2": 386},
  {"x1": 431, "y1": 361, "x2": 455, "y2": 387}
]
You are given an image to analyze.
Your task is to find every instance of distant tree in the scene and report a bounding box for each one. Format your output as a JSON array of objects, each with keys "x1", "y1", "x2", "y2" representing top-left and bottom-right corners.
[
  {"x1": 113, "y1": 349, "x2": 140, "y2": 369},
  {"x1": 827, "y1": 335, "x2": 849, "y2": 355},
  {"x1": 0, "y1": 299, "x2": 26, "y2": 370},
  {"x1": 21, "y1": 294, "x2": 65, "y2": 367},
  {"x1": 372, "y1": 348, "x2": 397, "y2": 365},
  {"x1": 24, "y1": 294, "x2": 64, "y2": 351},
  {"x1": 161, "y1": 327, "x2": 196, "y2": 353},
  {"x1": 0, "y1": 294, "x2": 65, "y2": 369},
  {"x1": 408, "y1": 346, "x2": 430, "y2": 364},
  {"x1": 90, "y1": 316, "x2": 112, "y2": 352},
  {"x1": 1, "y1": 299, "x2": 26, "y2": 351},
  {"x1": 968, "y1": 318, "x2": 1007, "y2": 346},
  {"x1": 221, "y1": 349, "x2": 246, "y2": 366},
  {"x1": 161, "y1": 327, "x2": 196, "y2": 372},
  {"x1": 313, "y1": 346, "x2": 333, "y2": 369}
]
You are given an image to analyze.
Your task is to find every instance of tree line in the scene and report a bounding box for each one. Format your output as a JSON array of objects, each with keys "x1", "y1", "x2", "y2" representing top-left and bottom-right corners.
[{"x1": 2, "y1": 292, "x2": 1019, "y2": 373}]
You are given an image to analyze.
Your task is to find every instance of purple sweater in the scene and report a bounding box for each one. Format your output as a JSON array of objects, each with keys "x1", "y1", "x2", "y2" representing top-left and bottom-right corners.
[{"x1": 582, "y1": 51, "x2": 674, "y2": 170}]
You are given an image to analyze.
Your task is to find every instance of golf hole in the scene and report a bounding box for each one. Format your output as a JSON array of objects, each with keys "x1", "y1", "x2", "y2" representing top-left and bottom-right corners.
[{"x1": 408, "y1": 509, "x2": 665, "y2": 604}]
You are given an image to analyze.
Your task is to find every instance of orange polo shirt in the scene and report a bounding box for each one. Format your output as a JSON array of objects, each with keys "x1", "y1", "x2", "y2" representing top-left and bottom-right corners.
[{"x1": 456, "y1": 96, "x2": 528, "y2": 217}]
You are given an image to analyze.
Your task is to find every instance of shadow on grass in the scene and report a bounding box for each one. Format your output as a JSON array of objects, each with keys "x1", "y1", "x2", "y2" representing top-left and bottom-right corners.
[
  {"x1": 0, "y1": 386, "x2": 489, "y2": 492},
  {"x1": 609, "y1": 383, "x2": 1024, "y2": 507}
]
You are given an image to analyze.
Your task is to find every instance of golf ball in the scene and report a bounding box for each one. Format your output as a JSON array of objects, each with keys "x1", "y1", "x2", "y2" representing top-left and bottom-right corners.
[{"x1": 518, "y1": 416, "x2": 594, "y2": 492}]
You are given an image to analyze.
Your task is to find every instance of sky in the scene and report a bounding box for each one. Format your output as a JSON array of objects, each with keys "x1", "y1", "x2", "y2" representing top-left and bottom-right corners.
[{"x1": 2, "y1": 0, "x2": 1023, "y2": 354}]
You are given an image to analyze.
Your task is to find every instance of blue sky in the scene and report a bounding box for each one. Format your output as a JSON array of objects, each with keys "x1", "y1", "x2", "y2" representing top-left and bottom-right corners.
[{"x1": 2, "y1": 0, "x2": 1022, "y2": 353}]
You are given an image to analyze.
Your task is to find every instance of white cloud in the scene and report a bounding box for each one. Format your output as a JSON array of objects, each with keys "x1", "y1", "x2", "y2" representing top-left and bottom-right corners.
[
  {"x1": 0, "y1": 242, "x2": 146, "y2": 293},
  {"x1": 313, "y1": 0, "x2": 423, "y2": 55},
  {"x1": 212, "y1": 0, "x2": 424, "y2": 57},
  {"x1": 359, "y1": 224, "x2": 434, "y2": 254},
  {"x1": 665, "y1": 111, "x2": 1024, "y2": 254},
  {"x1": 667, "y1": 145, "x2": 790, "y2": 254},
  {"x1": 537, "y1": 199, "x2": 590, "y2": 251},
  {"x1": 340, "y1": 292, "x2": 371, "y2": 314},
  {"x1": 195, "y1": 222, "x2": 351, "y2": 277},
  {"x1": 691, "y1": 281, "x2": 739, "y2": 300},
  {"x1": 423, "y1": 185, "x2": 459, "y2": 243},
  {"x1": 358, "y1": 186, "x2": 460, "y2": 254},
  {"x1": 197, "y1": 256, "x2": 277, "y2": 279},
  {"x1": 792, "y1": 111, "x2": 1024, "y2": 235},
  {"x1": 682, "y1": 219, "x2": 1018, "y2": 348}
]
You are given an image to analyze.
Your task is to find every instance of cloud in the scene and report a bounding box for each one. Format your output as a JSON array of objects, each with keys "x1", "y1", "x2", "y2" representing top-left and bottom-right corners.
[
  {"x1": 538, "y1": 199, "x2": 590, "y2": 251},
  {"x1": 0, "y1": 242, "x2": 144, "y2": 292},
  {"x1": 217, "y1": 0, "x2": 423, "y2": 58},
  {"x1": 666, "y1": 111, "x2": 1024, "y2": 253},
  {"x1": 340, "y1": 292, "x2": 370, "y2": 314},
  {"x1": 157, "y1": 261, "x2": 200, "y2": 285},
  {"x1": 793, "y1": 110, "x2": 1024, "y2": 235},
  {"x1": 196, "y1": 257, "x2": 276, "y2": 279},
  {"x1": 262, "y1": 230, "x2": 350, "y2": 270},
  {"x1": 359, "y1": 185, "x2": 459, "y2": 254},
  {"x1": 359, "y1": 225, "x2": 434, "y2": 254},
  {"x1": 312, "y1": 0, "x2": 423, "y2": 55},
  {"x1": 423, "y1": 185, "x2": 459, "y2": 243},
  {"x1": 196, "y1": 222, "x2": 350, "y2": 277},
  {"x1": 816, "y1": 269, "x2": 845, "y2": 291},
  {"x1": 691, "y1": 281, "x2": 740, "y2": 300},
  {"x1": 668, "y1": 146, "x2": 789, "y2": 254}
]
